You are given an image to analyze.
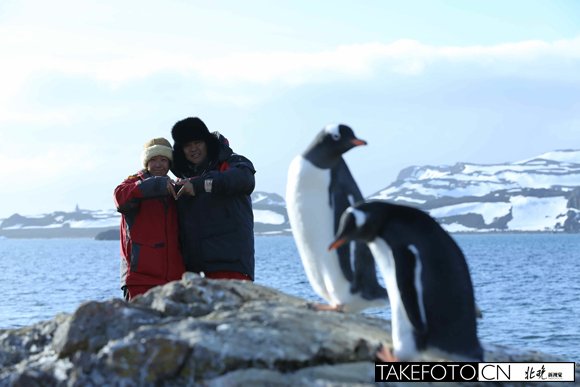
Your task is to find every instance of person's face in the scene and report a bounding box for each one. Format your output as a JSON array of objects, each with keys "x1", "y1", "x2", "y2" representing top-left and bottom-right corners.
[
  {"x1": 183, "y1": 140, "x2": 207, "y2": 165},
  {"x1": 147, "y1": 156, "x2": 170, "y2": 176}
]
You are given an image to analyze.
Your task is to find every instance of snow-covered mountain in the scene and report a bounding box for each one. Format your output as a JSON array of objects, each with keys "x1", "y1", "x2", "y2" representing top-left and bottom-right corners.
[
  {"x1": 372, "y1": 149, "x2": 580, "y2": 233},
  {"x1": 251, "y1": 191, "x2": 290, "y2": 235},
  {"x1": 0, "y1": 192, "x2": 291, "y2": 239},
  {"x1": 0, "y1": 206, "x2": 121, "y2": 238},
  {"x1": 2, "y1": 150, "x2": 580, "y2": 238}
]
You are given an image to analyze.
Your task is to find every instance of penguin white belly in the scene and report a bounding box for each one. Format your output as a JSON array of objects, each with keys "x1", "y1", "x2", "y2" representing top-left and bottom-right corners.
[
  {"x1": 286, "y1": 156, "x2": 354, "y2": 306},
  {"x1": 369, "y1": 239, "x2": 418, "y2": 360}
]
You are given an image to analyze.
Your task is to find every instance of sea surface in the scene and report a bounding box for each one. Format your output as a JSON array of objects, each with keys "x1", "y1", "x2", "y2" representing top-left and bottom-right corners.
[{"x1": 0, "y1": 234, "x2": 578, "y2": 362}]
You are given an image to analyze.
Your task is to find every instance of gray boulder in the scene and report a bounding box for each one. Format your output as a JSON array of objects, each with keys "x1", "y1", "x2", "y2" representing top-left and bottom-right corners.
[{"x1": 0, "y1": 273, "x2": 577, "y2": 386}]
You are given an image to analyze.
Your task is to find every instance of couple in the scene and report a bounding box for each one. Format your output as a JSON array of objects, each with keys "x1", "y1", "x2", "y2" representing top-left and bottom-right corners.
[{"x1": 114, "y1": 117, "x2": 256, "y2": 301}]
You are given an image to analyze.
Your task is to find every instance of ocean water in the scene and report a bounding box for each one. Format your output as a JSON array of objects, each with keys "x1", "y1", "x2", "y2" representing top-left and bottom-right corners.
[{"x1": 0, "y1": 234, "x2": 578, "y2": 362}]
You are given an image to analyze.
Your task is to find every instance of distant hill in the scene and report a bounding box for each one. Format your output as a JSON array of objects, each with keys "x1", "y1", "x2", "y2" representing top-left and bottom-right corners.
[
  {"x1": 371, "y1": 149, "x2": 580, "y2": 233},
  {"x1": 0, "y1": 207, "x2": 120, "y2": 239},
  {"x1": 0, "y1": 192, "x2": 291, "y2": 239},
  {"x1": 2, "y1": 150, "x2": 580, "y2": 239}
]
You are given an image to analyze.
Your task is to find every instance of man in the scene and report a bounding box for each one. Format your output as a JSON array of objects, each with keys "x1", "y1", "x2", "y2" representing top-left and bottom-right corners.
[
  {"x1": 171, "y1": 117, "x2": 255, "y2": 280},
  {"x1": 114, "y1": 138, "x2": 185, "y2": 300}
]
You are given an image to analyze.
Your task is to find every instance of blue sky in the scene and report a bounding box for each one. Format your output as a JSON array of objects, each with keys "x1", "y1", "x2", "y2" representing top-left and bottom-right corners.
[{"x1": 0, "y1": 0, "x2": 579, "y2": 218}]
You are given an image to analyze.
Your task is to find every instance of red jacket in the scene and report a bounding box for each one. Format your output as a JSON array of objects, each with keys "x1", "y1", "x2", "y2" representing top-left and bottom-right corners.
[{"x1": 114, "y1": 170, "x2": 185, "y2": 288}]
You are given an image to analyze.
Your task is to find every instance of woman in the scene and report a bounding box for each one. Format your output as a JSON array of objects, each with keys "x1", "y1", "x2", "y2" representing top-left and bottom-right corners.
[{"x1": 114, "y1": 137, "x2": 185, "y2": 300}]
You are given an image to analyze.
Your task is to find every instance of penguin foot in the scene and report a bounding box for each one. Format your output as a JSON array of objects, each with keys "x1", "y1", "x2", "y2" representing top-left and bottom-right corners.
[
  {"x1": 307, "y1": 302, "x2": 345, "y2": 312},
  {"x1": 376, "y1": 344, "x2": 398, "y2": 362}
]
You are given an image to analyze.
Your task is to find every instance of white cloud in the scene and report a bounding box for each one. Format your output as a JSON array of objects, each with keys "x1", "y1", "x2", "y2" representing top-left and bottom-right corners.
[
  {"x1": 189, "y1": 37, "x2": 580, "y2": 83},
  {"x1": 2, "y1": 22, "x2": 579, "y2": 100}
]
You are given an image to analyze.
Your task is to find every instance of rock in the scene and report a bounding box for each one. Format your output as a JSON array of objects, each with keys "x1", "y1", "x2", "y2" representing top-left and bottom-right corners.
[
  {"x1": 94, "y1": 229, "x2": 119, "y2": 240},
  {"x1": 0, "y1": 273, "x2": 578, "y2": 386},
  {"x1": 52, "y1": 299, "x2": 162, "y2": 357},
  {"x1": 564, "y1": 188, "x2": 580, "y2": 232}
]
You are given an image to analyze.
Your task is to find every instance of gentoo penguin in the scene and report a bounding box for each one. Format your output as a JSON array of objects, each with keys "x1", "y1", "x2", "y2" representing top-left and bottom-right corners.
[
  {"x1": 329, "y1": 200, "x2": 483, "y2": 361},
  {"x1": 286, "y1": 124, "x2": 388, "y2": 312}
]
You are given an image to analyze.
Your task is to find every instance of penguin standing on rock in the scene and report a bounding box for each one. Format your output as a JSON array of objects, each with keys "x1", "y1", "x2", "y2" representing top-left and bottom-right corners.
[
  {"x1": 286, "y1": 124, "x2": 388, "y2": 312},
  {"x1": 329, "y1": 200, "x2": 483, "y2": 361}
]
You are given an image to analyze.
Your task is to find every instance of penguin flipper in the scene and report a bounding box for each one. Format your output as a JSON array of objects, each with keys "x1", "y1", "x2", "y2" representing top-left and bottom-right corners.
[
  {"x1": 329, "y1": 160, "x2": 387, "y2": 301},
  {"x1": 329, "y1": 159, "x2": 364, "y2": 232},
  {"x1": 330, "y1": 159, "x2": 387, "y2": 300},
  {"x1": 329, "y1": 159, "x2": 363, "y2": 282},
  {"x1": 351, "y1": 242, "x2": 388, "y2": 300},
  {"x1": 394, "y1": 245, "x2": 428, "y2": 347}
]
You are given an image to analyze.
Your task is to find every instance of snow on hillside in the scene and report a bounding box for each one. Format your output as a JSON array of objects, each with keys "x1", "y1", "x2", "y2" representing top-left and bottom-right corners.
[
  {"x1": 3, "y1": 151, "x2": 580, "y2": 237},
  {"x1": 1, "y1": 209, "x2": 121, "y2": 230},
  {"x1": 516, "y1": 149, "x2": 580, "y2": 164},
  {"x1": 252, "y1": 191, "x2": 286, "y2": 207},
  {"x1": 0, "y1": 192, "x2": 291, "y2": 237},
  {"x1": 377, "y1": 150, "x2": 580, "y2": 205},
  {"x1": 372, "y1": 149, "x2": 580, "y2": 233},
  {"x1": 253, "y1": 209, "x2": 286, "y2": 225},
  {"x1": 429, "y1": 202, "x2": 512, "y2": 225},
  {"x1": 507, "y1": 196, "x2": 569, "y2": 231},
  {"x1": 2, "y1": 218, "x2": 121, "y2": 230}
]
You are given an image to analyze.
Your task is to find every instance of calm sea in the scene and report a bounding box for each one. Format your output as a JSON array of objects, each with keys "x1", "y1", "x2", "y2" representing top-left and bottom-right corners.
[{"x1": 0, "y1": 234, "x2": 578, "y2": 361}]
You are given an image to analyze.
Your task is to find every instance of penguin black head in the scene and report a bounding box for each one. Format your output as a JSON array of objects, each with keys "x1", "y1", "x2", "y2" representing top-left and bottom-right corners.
[
  {"x1": 303, "y1": 124, "x2": 367, "y2": 169},
  {"x1": 329, "y1": 201, "x2": 385, "y2": 250},
  {"x1": 330, "y1": 200, "x2": 441, "y2": 250}
]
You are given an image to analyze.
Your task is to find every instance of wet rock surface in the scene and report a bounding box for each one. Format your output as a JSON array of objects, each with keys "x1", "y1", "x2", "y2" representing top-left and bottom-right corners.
[{"x1": 1, "y1": 273, "x2": 577, "y2": 386}]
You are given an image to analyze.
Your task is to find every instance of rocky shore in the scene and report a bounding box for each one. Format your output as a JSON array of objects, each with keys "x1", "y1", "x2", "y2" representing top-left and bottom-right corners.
[{"x1": 0, "y1": 273, "x2": 577, "y2": 386}]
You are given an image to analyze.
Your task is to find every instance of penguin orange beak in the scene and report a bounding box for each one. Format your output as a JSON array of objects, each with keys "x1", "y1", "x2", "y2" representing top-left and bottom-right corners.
[
  {"x1": 351, "y1": 138, "x2": 367, "y2": 147},
  {"x1": 328, "y1": 238, "x2": 347, "y2": 251}
]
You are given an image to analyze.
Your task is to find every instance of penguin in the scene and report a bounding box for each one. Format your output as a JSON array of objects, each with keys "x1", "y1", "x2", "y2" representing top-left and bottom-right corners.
[
  {"x1": 329, "y1": 200, "x2": 483, "y2": 362},
  {"x1": 286, "y1": 124, "x2": 388, "y2": 312}
]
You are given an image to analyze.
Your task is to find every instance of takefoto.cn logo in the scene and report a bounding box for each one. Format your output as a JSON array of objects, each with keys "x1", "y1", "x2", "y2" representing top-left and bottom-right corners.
[
  {"x1": 375, "y1": 362, "x2": 479, "y2": 383},
  {"x1": 375, "y1": 362, "x2": 576, "y2": 383}
]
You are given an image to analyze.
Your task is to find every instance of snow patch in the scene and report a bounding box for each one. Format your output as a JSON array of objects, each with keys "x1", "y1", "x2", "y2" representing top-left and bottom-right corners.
[
  {"x1": 429, "y1": 202, "x2": 512, "y2": 225},
  {"x1": 254, "y1": 210, "x2": 285, "y2": 225},
  {"x1": 507, "y1": 196, "x2": 568, "y2": 231},
  {"x1": 68, "y1": 218, "x2": 121, "y2": 228}
]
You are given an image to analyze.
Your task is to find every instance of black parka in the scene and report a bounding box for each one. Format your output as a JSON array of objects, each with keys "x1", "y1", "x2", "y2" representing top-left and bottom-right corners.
[{"x1": 171, "y1": 133, "x2": 256, "y2": 279}]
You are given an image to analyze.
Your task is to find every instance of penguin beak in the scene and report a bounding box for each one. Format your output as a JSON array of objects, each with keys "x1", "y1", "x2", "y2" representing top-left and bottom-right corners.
[
  {"x1": 351, "y1": 138, "x2": 367, "y2": 147},
  {"x1": 328, "y1": 238, "x2": 347, "y2": 251}
]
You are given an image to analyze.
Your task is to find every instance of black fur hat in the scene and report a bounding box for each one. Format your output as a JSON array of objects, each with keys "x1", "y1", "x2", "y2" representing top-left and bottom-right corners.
[{"x1": 171, "y1": 117, "x2": 211, "y2": 144}]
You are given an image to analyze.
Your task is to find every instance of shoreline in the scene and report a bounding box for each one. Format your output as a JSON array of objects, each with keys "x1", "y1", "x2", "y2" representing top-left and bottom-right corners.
[{"x1": 1, "y1": 228, "x2": 577, "y2": 240}]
